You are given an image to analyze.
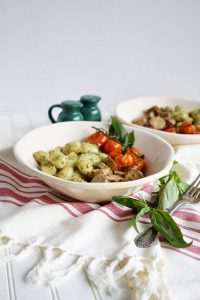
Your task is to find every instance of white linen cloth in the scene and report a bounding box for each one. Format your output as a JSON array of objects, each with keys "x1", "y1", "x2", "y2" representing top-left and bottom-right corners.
[{"x1": 0, "y1": 144, "x2": 200, "y2": 300}]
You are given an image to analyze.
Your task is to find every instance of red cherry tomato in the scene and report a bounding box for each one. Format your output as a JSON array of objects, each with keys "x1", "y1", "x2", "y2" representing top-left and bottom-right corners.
[
  {"x1": 129, "y1": 146, "x2": 141, "y2": 157},
  {"x1": 87, "y1": 132, "x2": 108, "y2": 147},
  {"x1": 164, "y1": 127, "x2": 177, "y2": 133},
  {"x1": 138, "y1": 160, "x2": 146, "y2": 172},
  {"x1": 113, "y1": 147, "x2": 146, "y2": 171},
  {"x1": 180, "y1": 121, "x2": 192, "y2": 127},
  {"x1": 179, "y1": 121, "x2": 197, "y2": 134},
  {"x1": 114, "y1": 153, "x2": 134, "y2": 170},
  {"x1": 103, "y1": 139, "x2": 122, "y2": 157}
]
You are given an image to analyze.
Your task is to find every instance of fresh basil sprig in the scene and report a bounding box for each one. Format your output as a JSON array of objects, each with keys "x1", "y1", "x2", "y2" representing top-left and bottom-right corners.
[
  {"x1": 112, "y1": 167, "x2": 192, "y2": 249},
  {"x1": 109, "y1": 117, "x2": 135, "y2": 153}
]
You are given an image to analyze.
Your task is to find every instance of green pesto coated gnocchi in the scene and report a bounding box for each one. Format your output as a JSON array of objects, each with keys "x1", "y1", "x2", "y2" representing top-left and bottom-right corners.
[
  {"x1": 33, "y1": 140, "x2": 105, "y2": 182},
  {"x1": 64, "y1": 152, "x2": 79, "y2": 168},
  {"x1": 77, "y1": 157, "x2": 94, "y2": 175},
  {"x1": 99, "y1": 152, "x2": 108, "y2": 161},
  {"x1": 40, "y1": 162, "x2": 57, "y2": 175},
  {"x1": 80, "y1": 153, "x2": 101, "y2": 164},
  {"x1": 62, "y1": 141, "x2": 82, "y2": 154},
  {"x1": 51, "y1": 153, "x2": 68, "y2": 169},
  {"x1": 72, "y1": 170, "x2": 86, "y2": 182},
  {"x1": 33, "y1": 151, "x2": 49, "y2": 164},
  {"x1": 57, "y1": 166, "x2": 74, "y2": 180},
  {"x1": 49, "y1": 147, "x2": 62, "y2": 161},
  {"x1": 80, "y1": 142, "x2": 99, "y2": 154}
]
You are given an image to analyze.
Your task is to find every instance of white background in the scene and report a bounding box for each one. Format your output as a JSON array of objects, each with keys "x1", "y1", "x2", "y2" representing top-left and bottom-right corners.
[{"x1": 1, "y1": 0, "x2": 200, "y2": 114}]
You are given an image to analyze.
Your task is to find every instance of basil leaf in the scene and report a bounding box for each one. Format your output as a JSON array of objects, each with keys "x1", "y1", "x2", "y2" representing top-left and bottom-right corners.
[
  {"x1": 150, "y1": 209, "x2": 192, "y2": 248},
  {"x1": 171, "y1": 170, "x2": 181, "y2": 184},
  {"x1": 125, "y1": 131, "x2": 135, "y2": 147},
  {"x1": 110, "y1": 117, "x2": 127, "y2": 142},
  {"x1": 108, "y1": 124, "x2": 115, "y2": 137},
  {"x1": 112, "y1": 195, "x2": 146, "y2": 212},
  {"x1": 177, "y1": 182, "x2": 189, "y2": 195},
  {"x1": 132, "y1": 206, "x2": 150, "y2": 233},
  {"x1": 158, "y1": 178, "x2": 179, "y2": 210}
]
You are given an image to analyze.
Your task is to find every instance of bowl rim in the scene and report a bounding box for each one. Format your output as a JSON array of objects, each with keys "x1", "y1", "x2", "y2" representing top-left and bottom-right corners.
[
  {"x1": 115, "y1": 96, "x2": 200, "y2": 138},
  {"x1": 14, "y1": 121, "x2": 174, "y2": 189}
]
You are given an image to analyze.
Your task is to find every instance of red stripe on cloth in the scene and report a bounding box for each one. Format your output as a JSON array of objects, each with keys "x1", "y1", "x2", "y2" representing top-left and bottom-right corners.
[
  {"x1": 180, "y1": 243, "x2": 200, "y2": 256},
  {"x1": 0, "y1": 194, "x2": 78, "y2": 217},
  {"x1": 97, "y1": 208, "x2": 132, "y2": 222},
  {"x1": 0, "y1": 162, "x2": 47, "y2": 186},
  {"x1": 68, "y1": 202, "x2": 94, "y2": 214},
  {"x1": 57, "y1": 203, "x2": 78, "y2": 217},
  {"x1": 139, "y1": 220, "x2": 151, "y2": 225},
  {"x1": 141, "y1": 184, "x2": 153, "y2": 194},
  {"x1": 130, "y1": 193, "x2": 139, "y2": 199},
  {"x1": 183, "y1": 234, "x2": 200, "y2": 243},
  {"x1": 0, "y1": 199, "x2": 22, "y2": 207},
  {"x1": 180, "y1": 207, "x2": 200, "y2": 214},
  {"x1": 103, "y1": 203, "x2": 133, "y2": 217},
  {"x1": 172, "y1": 210, "x2": 200, "y2": 223},
  {"x1": 141, "y1": 209, "x2": 200, "y2": 226},
  {"x1": 178, "y1": 223, "x2": 200, "y2": 234},
  {"x1": 0, "y1": 158, "x2": 39, "y2": 178},
  {"x1": 0, "y1": 180, "x2": 49, "y2": 194},
  {"x1": 0, "y1": 188, "x2": 57, "y2": 204},
  {"x1": 131, "y1": 184, "x2": 153, "y2": 198},
  {"x1": 0, "y1": 174, "x2": 49, "y2": 190},
  {"x1": 0, "y1": 199, "x2": 46, "y2": 207},
  {"x1": 0, "y1": 169, "x2": 49, "y2": 189},
  {"x1": 0, "y1": 173, "x2": 77, "y2": 204},
  {"x1": 161, "y1": 245, "x2": 200, "y2": 261}
]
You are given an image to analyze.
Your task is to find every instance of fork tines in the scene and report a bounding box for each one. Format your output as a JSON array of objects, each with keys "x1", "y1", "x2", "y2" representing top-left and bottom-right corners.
[{"x1": 185, "y1": 174, "x2": 200, "y2": 198}]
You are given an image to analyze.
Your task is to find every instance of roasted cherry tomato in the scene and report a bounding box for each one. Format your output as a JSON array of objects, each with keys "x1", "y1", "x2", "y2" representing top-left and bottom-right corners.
[
  {"x1": 128, "y1": 146, "x2": 144, "y2": 164},
  {"x1": 138, "y1": 160, "x2": 146, "y2": 172},
  {"x1": 179, "y1": 121, "x2": 197, "y2": 134},
  {"x1": 103, "y1": 139, "x2": 122, "y2": 157},
  {"x1": 129, "y1": 146, "x2": 141, "y2": 157},
  {"x1": 164, "y1": 127, "x2": 177, "y2": 133},
  {"x1": 181, "y1": 121, "x2": 193, "y2": 127},
  {"x1": 114, "y1": 153, "x2": 134, "y2": 169},
  {"x1": 113, "y1": 148, "x2": 146, "y2": 171},
  {"x1": 87, "y1": 132, "x2": 108, "y2": 147}
]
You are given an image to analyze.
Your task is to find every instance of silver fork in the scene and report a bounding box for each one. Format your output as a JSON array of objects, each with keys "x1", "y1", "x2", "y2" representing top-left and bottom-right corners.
[{"x1": 134, "y1": 174, "x2": 200, "y2": 248}]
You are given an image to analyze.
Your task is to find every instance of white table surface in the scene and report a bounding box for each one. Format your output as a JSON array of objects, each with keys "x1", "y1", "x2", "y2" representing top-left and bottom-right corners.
[{"x1": 0, "y1": 113, "x2": 200, "y2": 300}]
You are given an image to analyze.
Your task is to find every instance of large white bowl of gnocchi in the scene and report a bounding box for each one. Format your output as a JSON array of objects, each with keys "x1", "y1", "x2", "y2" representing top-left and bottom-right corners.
[{"x1": 14, "y1": 121, "x2": 174, "y2": 202}]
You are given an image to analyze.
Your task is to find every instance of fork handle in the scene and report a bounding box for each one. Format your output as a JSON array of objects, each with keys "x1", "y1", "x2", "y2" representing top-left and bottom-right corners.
[{"x1": 167, "y1": 199, "x2": 186, "y2": 215}]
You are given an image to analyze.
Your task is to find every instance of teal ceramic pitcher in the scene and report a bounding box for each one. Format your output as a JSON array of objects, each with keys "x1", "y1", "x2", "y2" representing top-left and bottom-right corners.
[
  {"x1": 80, "y1": 95, "x2": 101, "y2": 121},
  {"x1": 48, "y1": 101, "x2": 84, "y2": 123}
]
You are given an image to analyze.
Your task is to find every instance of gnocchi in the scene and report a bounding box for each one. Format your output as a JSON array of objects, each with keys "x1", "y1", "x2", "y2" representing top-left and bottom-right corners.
[
  {"x1": 40, "y1": 162, "x2": 57, "y2": 175},
  {"x1": 33, "y1": 151, "x2": 49, "y2": 164},
  {"x1": 33, "y1": 141, "x2": 103, "y2": 182}
]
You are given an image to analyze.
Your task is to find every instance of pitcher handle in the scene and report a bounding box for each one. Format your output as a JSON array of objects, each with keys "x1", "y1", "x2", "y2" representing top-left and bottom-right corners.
[{"x1": 48, "y1": 104, "x2": 61, "y2": 123}]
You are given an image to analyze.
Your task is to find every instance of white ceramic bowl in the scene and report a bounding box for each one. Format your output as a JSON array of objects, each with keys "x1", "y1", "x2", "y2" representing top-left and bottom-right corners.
[
  {"x1": 116, "y1": 97, "x2": 200, "y2": 145},
  {"x1": 14, "y1": 121, "x2": 174, "y2": 202}
]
